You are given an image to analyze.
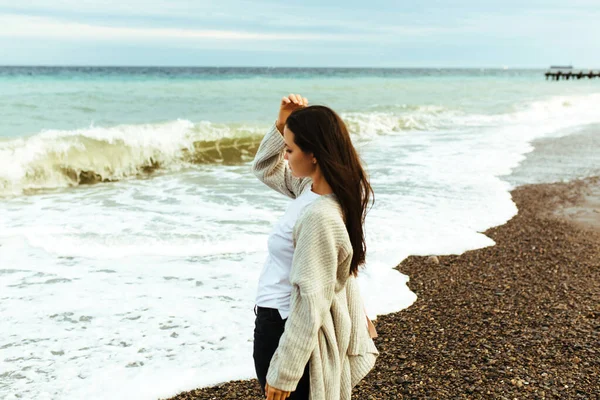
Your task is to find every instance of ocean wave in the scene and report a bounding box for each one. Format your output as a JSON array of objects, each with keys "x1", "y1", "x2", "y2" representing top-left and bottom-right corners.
[
  {"x1": 0, "y1": 106, "x2": 456, "y2": 196},
  {"x1": 2, "y1": 93, "x2": 600, "y2": 197},
  {"x1": 342, "y1": 105, "x2": 458, "y2": 135},
  {"x1": 0, "y1": 120, "x2": 265, "y2": 196}
]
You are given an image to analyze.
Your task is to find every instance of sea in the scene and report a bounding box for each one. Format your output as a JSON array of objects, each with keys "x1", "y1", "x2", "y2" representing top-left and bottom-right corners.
[{"x1": 1, "y1": 67, "x2": 599, "y2": 399}]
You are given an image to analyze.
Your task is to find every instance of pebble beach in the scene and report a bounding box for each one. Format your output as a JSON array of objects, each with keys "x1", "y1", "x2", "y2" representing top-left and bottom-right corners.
[{"x1": 166, "y1": 176, "x2": 600, "y2": 399}]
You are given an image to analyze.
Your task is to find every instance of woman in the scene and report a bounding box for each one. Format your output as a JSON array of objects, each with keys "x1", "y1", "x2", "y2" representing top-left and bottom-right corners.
[{"x1": 252, "y1": 94, "x2": 379, "y2": 400}]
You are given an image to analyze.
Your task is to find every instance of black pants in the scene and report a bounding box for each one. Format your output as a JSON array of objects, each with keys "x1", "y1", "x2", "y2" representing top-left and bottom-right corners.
[{"x1": 253, "y1": 305, "x2": 310, "y2": 399}]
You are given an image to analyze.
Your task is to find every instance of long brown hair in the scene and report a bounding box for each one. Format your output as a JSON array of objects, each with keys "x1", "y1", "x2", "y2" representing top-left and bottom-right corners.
[{"x1": 286, "y1": 105, "x2": 374, "y2": 277}]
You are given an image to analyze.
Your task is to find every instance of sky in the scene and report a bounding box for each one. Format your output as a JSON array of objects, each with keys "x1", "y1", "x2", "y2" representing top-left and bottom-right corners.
[{"x1": 0, "y1": 0, "x2": 598, "y2": 68}]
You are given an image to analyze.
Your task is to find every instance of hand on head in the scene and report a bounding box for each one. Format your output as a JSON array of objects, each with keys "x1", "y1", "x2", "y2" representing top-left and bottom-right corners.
[{"x1": 277, "y1": 93, "x2": 308, "y2": 134}]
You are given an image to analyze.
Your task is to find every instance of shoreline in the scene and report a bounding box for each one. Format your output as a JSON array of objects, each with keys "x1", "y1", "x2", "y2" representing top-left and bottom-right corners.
[{"x1": 166, "y1": 176, "x2": 600, "y2": 399}]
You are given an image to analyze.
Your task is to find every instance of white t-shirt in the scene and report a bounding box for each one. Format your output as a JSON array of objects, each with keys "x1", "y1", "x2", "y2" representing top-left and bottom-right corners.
[{"x1": 255, "y1": 188, "x2": 321, "y2": 319}]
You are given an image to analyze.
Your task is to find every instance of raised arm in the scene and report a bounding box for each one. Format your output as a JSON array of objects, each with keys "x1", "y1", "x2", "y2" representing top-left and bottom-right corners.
[{"x1": 251, "y1": 94, "x2": 311, "y2": 198}]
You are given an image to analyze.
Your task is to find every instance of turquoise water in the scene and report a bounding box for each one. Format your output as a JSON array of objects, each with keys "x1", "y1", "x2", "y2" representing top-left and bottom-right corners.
[
  {"x1": 1, "y1": 67, "x2": 599, "y2": 399},
  {"x1": 2, "y1": 67, "x2": 596, "y2": 139}
]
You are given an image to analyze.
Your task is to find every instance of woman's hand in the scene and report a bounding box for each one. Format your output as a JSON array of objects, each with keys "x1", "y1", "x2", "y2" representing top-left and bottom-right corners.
[
  {"x1": 276, "y1": 93, "x2": 308, "y2": 134},
  {"x1": 265, "y1": 382, "x2": 291, "y2": 400}
]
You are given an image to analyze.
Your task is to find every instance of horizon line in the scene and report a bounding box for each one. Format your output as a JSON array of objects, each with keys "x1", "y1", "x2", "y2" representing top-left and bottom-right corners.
[{"x1": 0, "y1": 65, "x2": 551, "y2": 69}]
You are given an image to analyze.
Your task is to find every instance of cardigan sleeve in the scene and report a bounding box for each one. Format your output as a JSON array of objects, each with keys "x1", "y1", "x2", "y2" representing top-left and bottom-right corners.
[
  {"x1": 265, "y1": 206, "x2": 342, "y2": 391},
  {"x1": 251, "y1": 123, "x2": 310, "y2": 199}
]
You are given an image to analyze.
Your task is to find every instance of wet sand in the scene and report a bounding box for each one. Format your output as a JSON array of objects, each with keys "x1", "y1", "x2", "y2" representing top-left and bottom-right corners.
[{"x1": 165, "y1": 176, "x2": 600, "y2": 399}]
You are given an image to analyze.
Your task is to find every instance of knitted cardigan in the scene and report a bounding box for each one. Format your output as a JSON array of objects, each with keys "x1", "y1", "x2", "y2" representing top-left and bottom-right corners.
[{"x1": 252, "y1": 124, "x2": 379, "y2": 400}]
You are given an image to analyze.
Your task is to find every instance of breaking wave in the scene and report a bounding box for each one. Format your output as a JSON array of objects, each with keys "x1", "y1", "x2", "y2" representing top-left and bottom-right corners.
[{"x1": 3, "y1": 93, "x2": 599, "y2": 197}]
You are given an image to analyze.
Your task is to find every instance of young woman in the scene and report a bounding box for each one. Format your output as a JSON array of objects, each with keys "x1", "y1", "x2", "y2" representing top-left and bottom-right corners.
[{"x1": 252, "y1": 94, "x2": 379, "y2": 400}]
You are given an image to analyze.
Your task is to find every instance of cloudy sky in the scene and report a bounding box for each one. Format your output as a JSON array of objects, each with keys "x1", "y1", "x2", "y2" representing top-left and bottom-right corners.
[{"x1": 0, "y1": 0, "x2": 598, "y2": 67}]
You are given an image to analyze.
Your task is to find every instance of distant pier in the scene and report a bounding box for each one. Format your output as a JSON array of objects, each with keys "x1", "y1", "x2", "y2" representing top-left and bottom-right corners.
[{"x1": 545, "y1": 67, "x2": 600, "y2": 80}]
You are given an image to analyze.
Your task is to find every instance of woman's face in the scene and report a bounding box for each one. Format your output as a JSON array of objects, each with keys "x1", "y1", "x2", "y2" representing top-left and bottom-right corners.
[{"x1": 283, "y1": 126, "x2": 315, "y2": 178}]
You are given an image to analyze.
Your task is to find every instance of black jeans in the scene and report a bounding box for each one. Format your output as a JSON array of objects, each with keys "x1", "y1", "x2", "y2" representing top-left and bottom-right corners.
[{"x1": 253, "y1": 305, "x2": 310, "y2": 399}]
